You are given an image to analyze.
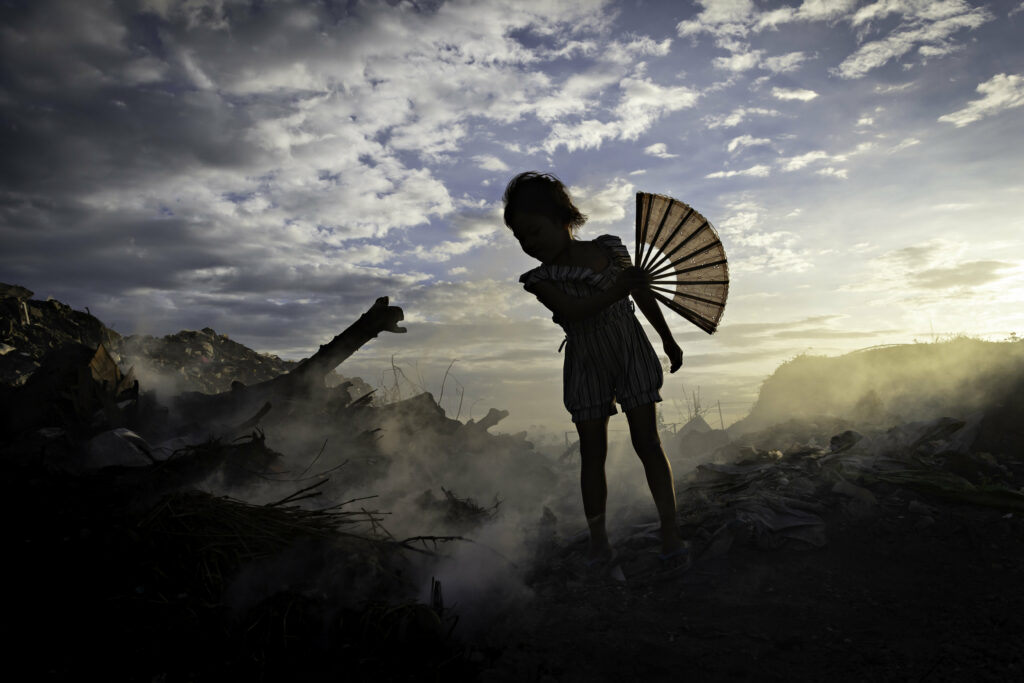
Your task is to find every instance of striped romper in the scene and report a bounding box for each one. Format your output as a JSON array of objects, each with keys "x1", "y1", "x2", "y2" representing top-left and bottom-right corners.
[{"x1": 519, "y1": 234, "x2": 663, "y2": 423}]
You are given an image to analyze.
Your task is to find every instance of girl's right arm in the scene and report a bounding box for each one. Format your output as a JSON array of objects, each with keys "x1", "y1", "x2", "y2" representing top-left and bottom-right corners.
[{"x1": 526, "y1": 267, "x2": 648, "y2": 323}]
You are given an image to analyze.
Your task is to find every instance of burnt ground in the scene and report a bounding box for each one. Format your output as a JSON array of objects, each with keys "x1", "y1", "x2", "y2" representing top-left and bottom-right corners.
[
  {"x1": 481, "y1": 501, "x2": 1024, "y2": 683},
  {"x1": 2, "y1": 451, "x2": 1023, "y2": 682}
]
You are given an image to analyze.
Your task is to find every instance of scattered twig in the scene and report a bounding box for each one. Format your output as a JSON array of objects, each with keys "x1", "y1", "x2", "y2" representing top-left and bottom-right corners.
[
  {"x1": 395, "y1": 535, "x2": 468, "y2": 555},
  {"x1": 437, "y1": 359, "x2": 457, "y2": 407},
  {"x1": 267, "y1": 479, "x2": 329, "y2": 507},
  {"x1": 299, "y1": 438, "x2": 329, "y2": 476}
]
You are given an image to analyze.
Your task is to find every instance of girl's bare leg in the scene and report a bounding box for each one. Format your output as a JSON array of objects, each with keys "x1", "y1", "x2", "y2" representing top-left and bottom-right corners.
[
  {"x1": 576, "y1": 415, "x2": 612, "y2": 561},
  {"x1": 624, "y1": 403, "x2": 683, "y2": 555}
]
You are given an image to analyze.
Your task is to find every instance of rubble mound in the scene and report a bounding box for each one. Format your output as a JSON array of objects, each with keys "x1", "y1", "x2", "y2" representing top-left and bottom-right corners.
[
  {"x1": 0, "y1": 282, "x2": 371, "y2": 399},
  {"x1": 0, "y1": 283, "x2": 120, "y2": 386},
  {"x1": 114, "y1": 327, "x2": 298, "y2": 395}
]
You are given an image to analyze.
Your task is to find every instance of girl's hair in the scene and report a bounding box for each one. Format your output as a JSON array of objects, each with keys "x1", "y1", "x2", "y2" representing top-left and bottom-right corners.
[{"x1": 502, "y1": 172, "x2": 587, "y2": 235}]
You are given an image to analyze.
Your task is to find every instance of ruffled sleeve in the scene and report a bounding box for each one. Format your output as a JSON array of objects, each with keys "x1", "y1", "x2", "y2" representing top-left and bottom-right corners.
[
  {"x1": 518, "y1": 265, "x2": 549, "y2": 290},
  {"x1": 595, "y1": 234, "x2": 633, "y2": 270}
]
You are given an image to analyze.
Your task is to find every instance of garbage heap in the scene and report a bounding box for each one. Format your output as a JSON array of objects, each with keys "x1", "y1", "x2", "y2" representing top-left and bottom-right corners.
[
  {"x1": 0, "y1": 283, "x2": 372, "y2": 398},
  {"x1": 1, "y1": 285, "x2": 542, "y2": 681},
  {"x1": 529, "y1": 340, "x2": 1024, "y2": 591},
  {"x1": 114, "y1": 327, "x2": 375, "y2": 398}
]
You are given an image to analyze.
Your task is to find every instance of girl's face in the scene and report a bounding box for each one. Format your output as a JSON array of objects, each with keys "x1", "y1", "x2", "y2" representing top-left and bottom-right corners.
[{"x1": 509, "y1": 211, "x2": 571, "y2": 263}]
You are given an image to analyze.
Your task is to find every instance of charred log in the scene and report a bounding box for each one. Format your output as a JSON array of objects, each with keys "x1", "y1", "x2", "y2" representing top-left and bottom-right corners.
[{"x1": 173, "y1": 297, "x2": 404, "y2": 428}]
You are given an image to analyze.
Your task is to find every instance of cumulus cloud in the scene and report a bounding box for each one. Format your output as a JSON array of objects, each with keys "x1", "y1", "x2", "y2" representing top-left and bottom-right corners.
[
  {"x1": 541, "y1": 73, "x2": 699, "y2": 152},
  {"x1": 938, "y1": 73, "x2": 1024, "y2": 127},
  {"x1": 713, "y1": 49, "x2": 764, "y2": 72},
  {"x1": 570, "y1": 178, "x2": 636, "y2": 225},
  {"x1": 410, "y1": 200, "x2": 503, "y2": 263},
  {"x1": 678, "y1": 0, "x2": 991, "y2": 80},
  {"x1": 816, "y1": 166, "x2": 849, "y2": 179},
  {"x1": 715, "y1": 204, "x2": 812, "y2": 273},
  {"x1": 679, "y1": 0, "x2": 856, "y2": 37},
  {"x1": 774, "y1": 140, "x2": 878, "y2": 175},
  {"x1": 726, "y1": 134, "x2": 771, "y2": 153},
  {"x1": 836, "y1": 2, "x2": 993, "y2": 79},
  {"x1": 762, "y1": 51, "x2": 809, "y2": 73},
  {"x1": 705, "y1": 164, "x2": 772, "y2": 179},
  {"x1": 772, "y1": 86, "x2": 819, "y2": 101},
  {"x1": 474, "y1": 155, "x2": 511, "y2": 172},
  {"x1": 779, "y1": 150, "x2": 831, "y2": 171},
  {"x1": 603, "y1": 36, "x2": 673, "y2": 63},
  {"x1": 0, "y1": 0, "x2": 677, "y2": 295},
  {"x1": 644, "y1": 142, "x2": 679, "y2": 158},
  {"x1": 703, "y1": 106, "x2": 781, "y2": 129},
  {"x1": 677, "y1": 0, "x2": 758, "y2": 38},
  {"x1": 712, "y1": 46, "x2": 809, "y2": 74}
]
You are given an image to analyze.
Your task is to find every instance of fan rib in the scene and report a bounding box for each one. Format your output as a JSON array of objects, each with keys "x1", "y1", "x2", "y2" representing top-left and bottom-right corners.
[
  {"x1": 649, "y1": 284, "x2": 723, "y2": 307},
  {"x1": 648, "y1": 204, "x2": 696, "y2": 272},
  {"x1": 639, "y1": 198, "x2": 675, "y2": 271},
  {"x1": 635, "y1": 193, "x2": 654, "y2": 267},
  {"x1": 652, "y1": 291, "x2": 717, "y2": 334},
  {"x1": 645, "y1": 220, "x2": 709, "y2": 275},
  {"x1": 648, "y1": 239, "x2": 723, "y2": 280},
  {"x1": 648, "y1": 277, "x2": 729, "y2": 286},
  {"x1": 673, "y1": 258, "x2": 728, "y2": 276},
  {"x1": 634, "y1": 194, "x2": 643, "y2": 266}
]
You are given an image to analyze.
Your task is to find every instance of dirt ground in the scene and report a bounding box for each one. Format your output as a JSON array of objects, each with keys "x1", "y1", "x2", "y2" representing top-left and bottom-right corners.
[
  {"x1": 4, "y1": 455, "x2": 1023, "y2": 682},
  {"x1": 478, "y1": 501, "x2": 1024, "y2": 682}
]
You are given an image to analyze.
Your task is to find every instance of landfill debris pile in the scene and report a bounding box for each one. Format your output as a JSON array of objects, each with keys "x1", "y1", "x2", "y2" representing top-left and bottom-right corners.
[
  {"x1": 530, "y1": 409, "x2": 1024, "y2": 592},
  {"x1": 499, "y1": 343, "x2": 1024, "y2": 682},
  {"x1": 0, "y1": 288, "x2": 505, "y2": 680},
  {"x1": 0, "y1": 283, "x2": 120, "y2": 386},
  {"x1": 113, "y1": 327, "x2": 299, "y2": 395},
  {"x1": 685, "y1": 411, "x2": 1023, "y2": 555},
  {"x1": 114, "y1": 327, "x2": 375, "y2": 399},
  {"x1": 0, "y1": 281, "x2": 371, "y2": 400},
  {"x1": 416, "y1": 487, "x2": 503, "y2": 533}
]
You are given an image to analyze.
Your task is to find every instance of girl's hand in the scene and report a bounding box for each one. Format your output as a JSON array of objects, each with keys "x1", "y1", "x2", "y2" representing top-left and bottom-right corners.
[
  {"x1": 614, "y1": 266, "x2": 649, "y2": 296},
  {"x1": 664, "y1": 338, "x2": 683, "y2": 373}
]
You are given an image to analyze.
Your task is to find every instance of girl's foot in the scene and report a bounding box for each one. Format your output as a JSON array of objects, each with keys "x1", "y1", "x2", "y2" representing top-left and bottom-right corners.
[
  {"x1": 659, "y1": 523, "x2": 684, "y2": 557},
  {"x1": 655, "y1": 542, "x2": 692, "y2": 579},
  {"x1": 583, "y1": 546, "x2": 625, "y2": 582},
  {"x1": 585, "y1": 540, "x2": 614, "y2": 566}
]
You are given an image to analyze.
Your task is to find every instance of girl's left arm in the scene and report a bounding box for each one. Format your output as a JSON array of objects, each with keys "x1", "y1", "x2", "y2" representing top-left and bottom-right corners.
[{"x1": 632, "y1": 287, "x2": 683, "y2": 373}]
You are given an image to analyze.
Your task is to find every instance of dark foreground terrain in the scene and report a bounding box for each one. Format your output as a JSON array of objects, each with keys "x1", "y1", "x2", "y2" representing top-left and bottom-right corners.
[
  {"x1": 4, "y1": 460, "x2": 1022, "y2": 682},
  {"x1": 489, "y1": 504, "x2": 1024, "y2": 682}
]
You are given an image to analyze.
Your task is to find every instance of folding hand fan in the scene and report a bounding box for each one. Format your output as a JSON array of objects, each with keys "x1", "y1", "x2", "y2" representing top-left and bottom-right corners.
[{"x1": 634, "y1": 192, "x2": 729, "y2": 334}]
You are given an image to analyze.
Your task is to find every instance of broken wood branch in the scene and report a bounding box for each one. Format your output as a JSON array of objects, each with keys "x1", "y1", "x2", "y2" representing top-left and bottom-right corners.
[{"x1": 173, "y1": 297, "x2": 404, "y2": 426}]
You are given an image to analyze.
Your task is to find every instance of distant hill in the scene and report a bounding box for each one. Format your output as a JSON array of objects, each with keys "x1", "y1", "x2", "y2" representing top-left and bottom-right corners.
[{"x1": 730, "y1": 338, "x2": 1024, "y2": 437}]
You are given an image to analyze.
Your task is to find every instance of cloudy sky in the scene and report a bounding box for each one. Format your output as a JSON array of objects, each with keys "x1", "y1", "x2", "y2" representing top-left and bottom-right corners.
[{"x1": 2, "y1": 0, "x2": 1023, "y2": 435}]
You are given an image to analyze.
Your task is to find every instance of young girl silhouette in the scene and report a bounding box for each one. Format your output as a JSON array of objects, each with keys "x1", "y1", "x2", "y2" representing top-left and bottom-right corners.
[{"x1": 504, "y1": 172, "x2": 687, "y2": 571}]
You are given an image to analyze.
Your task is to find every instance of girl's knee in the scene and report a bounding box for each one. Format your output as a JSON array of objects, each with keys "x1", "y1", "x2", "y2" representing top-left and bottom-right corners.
[{"x1": 630, "y1": 431, "x2": 662, "y2": 455}]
